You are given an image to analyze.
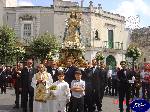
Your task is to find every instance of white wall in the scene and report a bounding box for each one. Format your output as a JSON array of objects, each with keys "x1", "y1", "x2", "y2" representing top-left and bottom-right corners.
[
  {"x1": 91, "y1": 13, "x2": 127, "y2": 49},
  {"x1": 0, "y1": 0, "x2": 4, "y2": 26},
  {"x1": 53, "y1": 11, "x2": 68, "y2": 42},
  {"x1": 6, "y1": 0, "x2": 17, "y2": 7},
  {"x1": 40, "y1": 10, "x2": 54, "y2": 35}
]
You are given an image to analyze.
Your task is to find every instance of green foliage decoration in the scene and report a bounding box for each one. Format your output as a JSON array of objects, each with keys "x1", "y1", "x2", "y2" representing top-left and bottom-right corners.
[
  {"x1": 13, "y1": 46, "x2": 26, "y2": 59},
  {"x1": 30, "y1": 33, "x2": 60, "y2": 61},
  {"x1": 125, "y1": 44, "x2": 141, "y2": 61},
  {"x1": 49, "y1": 85, "x2": 57, "y2": 90},
  {"x1": 95, "y1": 51, "x2": 105, "y2": 61},
  {"x1": 0, "y1": 25, "x2": 16, "y2": 64}
]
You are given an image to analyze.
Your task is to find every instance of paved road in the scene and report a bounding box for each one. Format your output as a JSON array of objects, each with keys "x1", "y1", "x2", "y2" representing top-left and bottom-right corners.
[
  {"x1": 0, "y1": 88, "x2": 149, "y2": 112},
  {"x1": 0, "y1": 88, "x2": 21, "y2": 112},
  {"x1": 0, "y1": 88, "x2": 119, "y2": 112}
]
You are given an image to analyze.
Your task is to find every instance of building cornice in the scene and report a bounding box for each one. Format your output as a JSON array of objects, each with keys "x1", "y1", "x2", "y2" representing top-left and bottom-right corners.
[
  {"x1": 4, "y1": 5, "x2": 125, "y2": 23},
  {"x1": 19, "y1": 14, "x2": 36, "y2": 21}
]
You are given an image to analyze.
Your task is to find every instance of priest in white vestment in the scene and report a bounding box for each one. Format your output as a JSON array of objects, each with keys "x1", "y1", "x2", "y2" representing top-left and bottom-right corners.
[{"x1": 32, "y1": 64, "x2": 53, "y2": 112}]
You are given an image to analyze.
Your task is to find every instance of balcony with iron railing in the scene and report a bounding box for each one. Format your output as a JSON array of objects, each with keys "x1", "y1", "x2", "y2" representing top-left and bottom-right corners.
[
  {"x1": 103, "y1": 41, "x2": 123, "y2": 50},
  {"x1": 78, "y1": 38, "x2": 125, "y2": 53}
]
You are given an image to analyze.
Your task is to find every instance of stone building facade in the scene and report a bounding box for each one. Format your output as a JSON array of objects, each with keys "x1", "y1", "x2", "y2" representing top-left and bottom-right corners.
[
  {"x1": 0, "y1": 0, "x2": 17, "y2": 25},
  {"x1": 1, "y1": 0, "x2": 129, "y2": 68},
  {"x1": 131, "y1": 27, "x2": 150, "y2": 62}
]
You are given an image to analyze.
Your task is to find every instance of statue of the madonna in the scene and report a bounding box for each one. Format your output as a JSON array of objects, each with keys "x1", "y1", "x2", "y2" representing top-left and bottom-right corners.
[{"x1": 64, "y1": 11, "x2": 82, "y2": 44}]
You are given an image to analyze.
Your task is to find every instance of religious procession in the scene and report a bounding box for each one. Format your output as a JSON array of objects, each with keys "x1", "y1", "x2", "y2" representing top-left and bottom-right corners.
[
  {"x1": 0, "y1": 55, "x2": 150, "y2": 112},
  {"x1": 0, "y1": 1, "x2": 150, "y2": 112}
]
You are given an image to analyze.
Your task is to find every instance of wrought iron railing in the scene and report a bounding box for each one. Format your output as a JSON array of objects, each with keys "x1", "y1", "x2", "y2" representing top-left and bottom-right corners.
[{"x1": 103, "y1": 41, "x2": 123, "y2": 50}]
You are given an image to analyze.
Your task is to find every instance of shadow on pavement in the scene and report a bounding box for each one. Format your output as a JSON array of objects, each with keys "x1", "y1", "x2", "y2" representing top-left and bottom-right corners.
[
  {"x1": 0, "y1": 105, "x2": 13, "y2": 110},
  {"x1": 0, "y1": 105, "x2": 22, "y2": 112}
]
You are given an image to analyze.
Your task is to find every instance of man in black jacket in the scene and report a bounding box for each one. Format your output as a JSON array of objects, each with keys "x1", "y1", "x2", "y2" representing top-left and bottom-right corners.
[
  {"x1": 47, "y1": 60, "x2": 58, "y2": 82},
  {"x1": 0, "y1": 66, "x2": 7, "y2": 94},
  {"x1": 83, "y1": 62, "x2": 95, "y2": 112},
  {"x1": 117, "y1": 61, "x2": 133, "y2": 112},
  {"x1": 92, "y1": 59, "x2": 107, "y2": 112},
  {"x1": 12, "y1": 63, "x2": 23, "y2": 109},
  {"x1": 64, "y1": 58, "x2": 77, "y2": 112},
  {"x1": 64, "y1": 58, "x2": 77, "y2": 86},
  {"x1": 20, "y1": 59, "x2": 35, "y2": 112}
]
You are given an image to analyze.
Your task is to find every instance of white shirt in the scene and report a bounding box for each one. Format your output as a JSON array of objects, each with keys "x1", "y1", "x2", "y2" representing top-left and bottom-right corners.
[
  {"x1": 53, "y1": 80, "x2": 71, "y2": 100},
  {"x1": 124, "y1": 70, "x2": 126, "y2": 76},
  {"x1": 26, "y1": 66, "x2": 32, "y2": 72},
  {"x1": 107, "y1": 70, "x2": 112, "y2": 78},
  {"x1": 71, "y1": 80, "x2": 85, "y2": 98},
  {"x1": 129, "y1": 76, "x2": 136, "y2": 84},
  {"x1": 93, "y1": 66, "x2": 97, "y2": 73},
  {"x1": 140, "y1": 70, "x2": 149, "y2": 82}
]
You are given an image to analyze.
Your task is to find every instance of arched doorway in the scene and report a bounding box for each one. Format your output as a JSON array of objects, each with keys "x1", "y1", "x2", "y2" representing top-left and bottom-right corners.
[{"x1": 106, "y1": 55, "x2": 116, "y2": 70}]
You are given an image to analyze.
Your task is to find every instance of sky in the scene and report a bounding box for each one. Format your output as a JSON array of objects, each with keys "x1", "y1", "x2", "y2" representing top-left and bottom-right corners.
[{"x1": 17, "y1": 0, "x2": 150, "y2": 28}]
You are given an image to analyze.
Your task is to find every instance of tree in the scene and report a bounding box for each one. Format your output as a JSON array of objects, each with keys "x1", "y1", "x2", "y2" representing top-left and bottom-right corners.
[
  {"x1": 0, "y1": 26, "x2": 16, "y2": 65},
  {"x1": 125, "y1": 43, "x2": 141, "y2": 70},
  {"x1": 30, "y1": 33, "x2": 60, "y2": 61},
  {"x1": 13, "y1": 45, "x2": 26, "y2": 65}
]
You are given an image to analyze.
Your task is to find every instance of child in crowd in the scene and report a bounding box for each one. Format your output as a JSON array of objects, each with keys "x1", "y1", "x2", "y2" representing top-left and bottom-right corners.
[
  {"x1": 53, "y1": 70, "x2": 71, "y2": 112},
  {"x1": 70, "y1": 70, "x2": 85, "y2": 112}
]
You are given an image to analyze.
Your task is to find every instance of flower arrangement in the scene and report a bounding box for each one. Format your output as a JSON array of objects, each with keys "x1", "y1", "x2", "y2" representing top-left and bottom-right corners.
[
  {"x1": 14, "y1": 46, "x2": 26, "y2": 54},
  {"x1": 46, "y1": 52, "x2": 53, "y2": 60},
  {"x1": 63, "y1": 41, "x2": 85, "y2": 50},
  {"x1": 125, "y1": 44, "x2": 141, "y2": 61},
  {"x1": 95, "y1": 51, "x2": 105, "y2": 61},
  {"x1": 47, "y1": 85, "x2": 57, "y2": 100},
  {"x1": 49, "y1": 85, "x2": 57, "y2": 90}
]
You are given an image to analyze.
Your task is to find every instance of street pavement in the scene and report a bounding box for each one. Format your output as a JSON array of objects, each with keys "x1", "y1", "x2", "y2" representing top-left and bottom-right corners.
[
  {"x1": 0, "y1": 88, "x2": 149, "y2": 112},
  {"x1": 0, "y1": 88, "x2": 119, "y2": 112}
]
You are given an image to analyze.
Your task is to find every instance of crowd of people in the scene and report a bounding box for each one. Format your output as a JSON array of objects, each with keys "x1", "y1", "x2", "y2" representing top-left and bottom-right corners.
[{"x1": 0, "y1": 58, "x2": 150, "y2": 112}]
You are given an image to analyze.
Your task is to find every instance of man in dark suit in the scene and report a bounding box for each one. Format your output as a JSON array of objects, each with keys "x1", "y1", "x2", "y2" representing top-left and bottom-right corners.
[
  {"x1": 64, "y1": 58, "x2": 77, "y2": 112},
  {"x1": 99, "y1": 62, "x2": 107, "y2": 109},
  {"x1": 117, "y1": 61, "x2": 133, "y2": 112},
  {"x1": 47, "y1": 60, "x2": 58, "y2": 82},
  {"x1": 92, "y1": 60, "x2": 107, "y2": 112},
  {"x1": 20, "y1": 59, "x2": 35, "y2": 112},
  {"x1": 0, "y1": 66, "x2": 7, "y2": 94},
  {"x1": 64, "y1": 58, "x2": 77, "y2": 86},
  {"x1": 46, "y1": 59, "x2": 53, "y2": 72},
  {"x1": 83, "y1": 62, "x2": 95, "y2": 112},
  {"x1": 12, "y1": 63, "x2": 23, "y2": 109}
]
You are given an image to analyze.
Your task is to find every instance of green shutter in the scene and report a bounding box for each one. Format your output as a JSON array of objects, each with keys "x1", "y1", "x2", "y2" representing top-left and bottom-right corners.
[{"x1": 108, "y1": 30, "x2": 114, "y2": 48}]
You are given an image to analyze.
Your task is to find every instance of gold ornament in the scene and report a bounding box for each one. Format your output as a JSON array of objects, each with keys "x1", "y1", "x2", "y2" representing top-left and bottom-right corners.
[{"x1": 64, "y1": 11, "x2": 82, "y2": 46}]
